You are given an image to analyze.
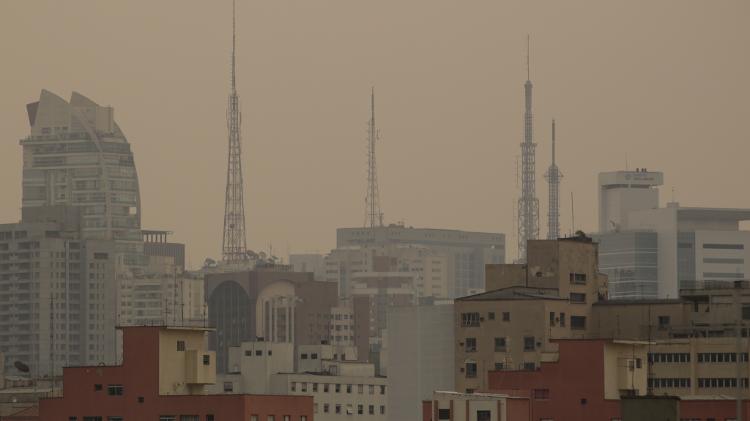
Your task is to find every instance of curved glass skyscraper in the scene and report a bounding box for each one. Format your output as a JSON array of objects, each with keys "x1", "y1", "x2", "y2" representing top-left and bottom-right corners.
[{"x1": 21, "y1": 90, "x2": 143, "y2": 268}]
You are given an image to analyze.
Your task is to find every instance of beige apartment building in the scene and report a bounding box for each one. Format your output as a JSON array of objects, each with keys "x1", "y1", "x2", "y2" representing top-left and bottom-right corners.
[{"x1": 455, "y1": 236, "x2": 608, "y2": 392}]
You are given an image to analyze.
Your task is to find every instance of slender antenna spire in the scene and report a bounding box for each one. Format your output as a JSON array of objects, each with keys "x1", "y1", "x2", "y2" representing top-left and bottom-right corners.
[
  {"x1": 365, "y1": 87, "x2": 383, "y2": 228},
  {"x1": 231, "y1": 0, "x2": 236, "y2": 92},
  {"x1": 517, "y1": 36, "x2": 539, "y2": 261},
  {"x1": 222, "y1": 0, "x2": 248, "y2": 263},
  {"x1": 545, "y1": 119, "x2": 563, "y2": 240},
  {"x1": 526, "y1": 34, "x2": 530, "y2": 81}
]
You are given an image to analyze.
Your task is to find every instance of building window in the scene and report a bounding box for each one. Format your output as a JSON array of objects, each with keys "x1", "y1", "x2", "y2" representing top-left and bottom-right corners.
[
  {"x1": 488, "y1": 312, "x2": 495, "y2": 320},
  {"x1": 94, "y1": 384, "x2": 102, "y2": 391},
  {"x1": 335, "y1": 404, "x2": 342, "y2": 414},
  {"x1": 206, "y1": 416, "x2": 214, "y2": 421},
  {"x1": 267, "y1": 416, "x2": 275, "y2": 421},
  {"x1": 658, "y1": 316, "x2": 670, "y2": 330},
  {"x1": 380, "y1": 405, "x2": 385, "y2": 415},
  {"x1": 107, "y1": 384, "x2": 124, "y2": 396},
  {"x1": 703, "y1": 243, "x2": 744, "y2": 250},
  {"x1": 369, "y1": 405, "x2": 375, "y2": 415},
  {"x1": 571, "y1": 316, "x2": 586, "y2": 330},
  {"x1": 251, "y1": 417, "x2": 259, "y2": 421},
  {"x1": 494, "y1": 362, "x2": 504, "y2": 370},
  {"x1": 523, "y1": 362, "x2": 536, "y2": 370},
  {"x1": 300, "y1": 417, "x2": 307, "y2": 421},
  {"x1": 438, "y1": 409, "x2": 451, "y2": 420},
  {"x1": 301, "y1": 353, "x2": 308, "y2": 359},
  {"x1": 461, "y1": 312, "x2": 480, "y2": 327},
  {"x1": 570, "y1": 273, "x2": 587, "y2": 284},
  {"x1": 369, "y1": 384, "x2": 374, "y2": 394},
  {"x1": 159, "y1": 417, "x2": 176, "y2": 421},
  {"x1": 380, "y1": 385, "x2": 386, "y2": 395},
  {"x1": 223, "y1": 382, "x2": 233, "y2": 392},
  {"x1": 523, "y1": 336, "x2": 535, "y2": 351},
  {"x1": 549, "y1": 312, "x2": 555, "y2": 326},
  {"x1": 311, "y1": 353, "x2": 318, "y2": 359},
  {"x1": 203, "y1": 355, "x2": 211, "y2": 365},
  {"x1": 83, "y1": 418, "x2": 102, "y2": 421},
  {"x1": 177, "y1": 341, "x2": 185, "y2": 351},
  {"x1": 465, "y1": 338, "x2": 477, "y2": 352},
  {"x1": 346, "y1": 384, "x2": 353, "y2": 393},
  {"x1": 466, "y1": 362, "x2": 477, "y2": 378},
  {"x1": 357, "y1": 404, "x2": 364, "y2": 415},
  {"x1": 532, "y1": 389, "x2": 550, "y2": 399},
  {"x1": 283, "y1": 416, "x2": 291, "y2": 421},
  {"x1": 502, "y1": 312, "x2": 510, "y2": 321},
  {"x1": 477, "y1": 410, "x2": 491, "y2": 421},
  {"x1": 335, "y1": 383, "x2": 341, "y2": 393},
  {"x1": 494, "y1": 337, "x2": 506, "y2": 352},
  {"x1": 180, "y1": 417, "x2": 199, "y2": 421},
  {"x1": 245, "y1": 350, "x2": 253, "y2": 356},
  {"x1": 569, "y1": 293, "x2": 586, "y2": 303},
  {"x1": 256, "y1": 350, "x2": 262, "y2": 356},
  {"x1": 559, "y1": 312, "x2": 566, "y2": 327},
  {"x1": 313, "y1": 383, "x2": 318, "y2": 392},
  {"x1": 324, "y1": 383, "x2": 330, "y2": 392},
  {"x1": 324, "y1": 404, "x2": 330, "y2": 413}
]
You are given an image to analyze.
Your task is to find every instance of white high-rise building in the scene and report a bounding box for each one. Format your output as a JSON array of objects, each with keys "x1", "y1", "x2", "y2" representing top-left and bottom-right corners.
[{"x1": 598, "y1": 169, "x2": 663, "y2": 233}]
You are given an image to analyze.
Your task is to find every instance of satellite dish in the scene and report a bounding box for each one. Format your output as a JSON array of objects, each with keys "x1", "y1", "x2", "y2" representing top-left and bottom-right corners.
[{"x1": 14, "y1": 361, "x2": 29, "y2": 373}]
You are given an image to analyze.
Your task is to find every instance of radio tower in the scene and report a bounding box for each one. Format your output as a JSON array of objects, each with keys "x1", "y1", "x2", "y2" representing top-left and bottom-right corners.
[
  {"x1": 517, "y1": 36, "x2": 539, "y2": 261},
  {"x1": 544, "y1": 119, "x2": 562, "y2": 240},
  {"x1": 222, "y1": 0, "x2": 248, "y2": 263},
  {"x1": 364, "y1": 88, "x2": 384, "y2": 228}
]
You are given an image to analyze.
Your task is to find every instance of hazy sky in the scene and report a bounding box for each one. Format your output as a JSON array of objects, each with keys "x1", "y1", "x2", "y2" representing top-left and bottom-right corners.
[{"x1": 1, "y1": 1, "x2": 749, "y2": 266}]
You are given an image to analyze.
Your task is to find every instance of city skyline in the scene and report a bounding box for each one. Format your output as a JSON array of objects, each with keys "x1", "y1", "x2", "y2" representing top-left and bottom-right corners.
[{"x1": 1, "y1": 1, "x2": 749, "y2": 266}]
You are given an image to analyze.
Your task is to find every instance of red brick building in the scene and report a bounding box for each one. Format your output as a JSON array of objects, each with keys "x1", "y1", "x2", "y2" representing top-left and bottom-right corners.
[
  {"x1": 28, "y1": 326, "x2": 312, "y2": 421},
  {"x1": 487, "y1": 339, "x2": 750, "y2": 421}
]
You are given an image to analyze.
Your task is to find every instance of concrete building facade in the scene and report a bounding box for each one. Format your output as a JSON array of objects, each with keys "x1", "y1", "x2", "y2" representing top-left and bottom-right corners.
[
  {"x1": 334, "y1": 225, "x2": 504, "y2": 298},
  {"x1": 0, "y1": 207, "x2": 118, "y2": 377},
  {"x1": 204, "y1": 266, "x2": 338, "y2": 372},
  {"x1": 386, "y1": 303, "x2": 455, "y2": 421}
]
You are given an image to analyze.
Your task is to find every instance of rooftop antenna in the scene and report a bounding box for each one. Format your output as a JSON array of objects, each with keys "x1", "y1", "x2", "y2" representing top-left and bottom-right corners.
[
  {"x1": 570, "y1": 192, "x2": 575, "y2": 236},
  {"x1": 517, "y1": 35, "x2": 539, "y2": 261},
  {"x1": 365, "y1": 87, "x2": 384, "y2": 228},
  {"x1": 222, "y1": 0, "x2": 249, "y2": 264},
  {"x1": 545, "y1": 119, "x2": 563, "y2": 240}
]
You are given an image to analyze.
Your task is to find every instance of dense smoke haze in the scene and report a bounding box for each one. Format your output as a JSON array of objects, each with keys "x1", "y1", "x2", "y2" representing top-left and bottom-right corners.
[{"x1": 1, "y1": 0, "x2": 749, "y2": 265}]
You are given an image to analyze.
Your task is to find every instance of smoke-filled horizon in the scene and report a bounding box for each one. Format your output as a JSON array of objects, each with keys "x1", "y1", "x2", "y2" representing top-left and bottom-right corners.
[{"x1": 1, "y1": 0, "x2": 749, "y2": 267}]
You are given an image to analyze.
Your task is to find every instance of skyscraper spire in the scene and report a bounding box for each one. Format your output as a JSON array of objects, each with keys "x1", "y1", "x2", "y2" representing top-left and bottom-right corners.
[
  {"x1": 365, "y1": 87, "x2": 383, "y2": 228},
  {"x1": 517, "y1": 35, "x2": 539, "y2": 261},
  {"x1": 222, "y1": 0, "x2": 248, "y2": 263},
  {"x1": 545, "y1": 119, "x2": 563, "y2": 240}
]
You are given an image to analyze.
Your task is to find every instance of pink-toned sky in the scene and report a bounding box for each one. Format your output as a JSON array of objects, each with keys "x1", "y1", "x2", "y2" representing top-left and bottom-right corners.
[{"x1": 1, "y1": 0, "x2": 749, "y2": 266}]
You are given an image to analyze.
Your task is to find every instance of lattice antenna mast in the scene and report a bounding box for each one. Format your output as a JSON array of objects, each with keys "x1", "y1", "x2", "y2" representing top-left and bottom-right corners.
[
  {"x1": 365, "y1": 88, "x2": 383, "y2": 228},
  {"x1": 222, "y1": 0, "x2": 249, "y2": 263},
  {"x1": 517, "y1": 35, "x2": 540, "y2": 261},
  {"x1": 545, "y1": 119, "x2": 563, "y2": 240}
]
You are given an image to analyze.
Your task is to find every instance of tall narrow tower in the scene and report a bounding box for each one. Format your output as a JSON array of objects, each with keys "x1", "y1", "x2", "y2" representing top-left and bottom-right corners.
[
  {"x1": 365, "y1": 88, "x2": 384, "y2": 228},
  {"x1": 222, "y1": 0, "x2": 248, "y2": 263},
  {"x1": 517, "y1": 36, "x2": 539, "y2": 261},
  {"x1": 544, "y1": 119, "x2": 563, "y2": 240}
]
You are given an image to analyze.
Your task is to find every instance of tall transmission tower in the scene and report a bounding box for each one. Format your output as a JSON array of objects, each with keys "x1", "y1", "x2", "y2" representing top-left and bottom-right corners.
[
  {"x1": 364, "y1": 88, "x2": 384, "y2": 228},
  {"x1": 544, "y1": 119, "x2": 563, "y2": 240},
  {"x1": 222, "y1": 0, "x2": 249, "y2": 263},
  {"x1": 517, "y1": 36, "x2": 539, "y2": 261}
]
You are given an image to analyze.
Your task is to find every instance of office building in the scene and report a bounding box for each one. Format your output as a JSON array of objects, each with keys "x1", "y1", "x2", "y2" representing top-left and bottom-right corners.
[
  {"x1": 334, "y1": 224, "x2": 504, "y2": 298},
  {"x1": 21, "y1": 90, "x2": 144, "y2": 270},
  {"x1": 0, "y1": 206, "x2": 118, "y2": 377},
  {"x1": 454, "y1": 237, "x2": 607, "y2": 393},
  {"x1": 204, "y1": 266, "x2": 338, "y2": 372}
]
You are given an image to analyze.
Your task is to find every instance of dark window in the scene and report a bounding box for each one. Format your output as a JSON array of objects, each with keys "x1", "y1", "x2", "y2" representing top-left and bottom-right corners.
[
  {"x1": 523, "y1": 362, "x2": 536, "y2": 370},
  {"x1": 466, "y1": 362, "x2": 477, "y2": 378},
  {"x1": 703, "y1": 243, "x2": 744, "y2": 250},
  {"x1": 311, "y1": 353, "x2": 318, "y2": 359},
  {"x1": 488, "y1": 312, "x2": 495, "y2": 320},
  {"x1": 255, "y1": 350, "x2": 262, "y2": 356},
  {"x1": 743, "y1": 305, "x2": 750, "y2": 320},
  {"x1": 94, "y1": 384, "x2": 102, "y2": 391},
  {"x1": 203, "y1": 354, "x2": 210, "y2": 365},
  {"x1": 570, "y1": 273, "x2": 587, "y2": 284},
  {"x1": 380, "y1": 385, "x2": 386, "y2": 395},
  {"x1": 461, "y1": 312, "x2": 480, "y2": 327},
  {"x1": 477, "y1": 410, "x2": 491, "y2": 421},
  {"x1": 559, "y1": 312, "x2": 566, "y2": 327},
  {"x1": 494, "y1": 362, "x2": 504, "y2": 370},
  {"x1": 465, "y1": 338, "x2": 477, "y2": 352},
  {"x1": 658, "y1": 316, "x2": 671, "y2": 329},
  {"x1": 523, "y1": 336, "x2": 535, "y2": 351},
  {"x1": 532, "y1": 388, "x2": 550, "y2": 399},
  {"x1": 224, "y1": 382, "x2": 233, "y2": 392},
  {"x1": 107, "y1": 384, "x2": 124, "y2": 396},
  {"x1": 438, "y1": 409, "x2": 451, "y2": 420},
  {"x1": 502, "y1": 312, "x2": 510, "y2": 321},
  {"x1": 357, "y1": 405, "x2": 363, "y2": 415},
  {"x1": 301, "y1": 353, "x2": 308, "y2": 359},
  {"x1": 94, "y1": 252, "x2": 109, "y2": 260},
  {"x1": 549, "y1": 312, "x2": 556, "y2": 326},
  {"x1": 571, "y1": 316, "x2": 587, "y2": 330},
  {"x1": 570, "y1": 292, "x2": 586, "y2": 303},
  {"x1": 245, "y1": 350, "x2": 252, "y2": 356},
  {"x1": 138, "y1": 396, "x2": 144, "y2": 403},
  {"x1": 83, "y1": 418, "x2": 103, "y2": 421},
  {"x1": 177, "y1": 341, "x2": 185, "y2": 351},
  {"x1": 494, "y1": 337, "x2": 506, "y2": 352}
]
